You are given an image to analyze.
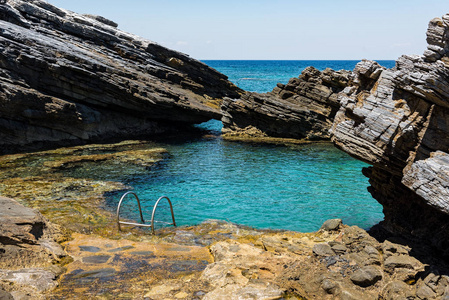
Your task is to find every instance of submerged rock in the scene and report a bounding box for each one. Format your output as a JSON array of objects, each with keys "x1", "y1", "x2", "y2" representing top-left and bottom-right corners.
[
  {"x1": 0, "y1": 0, "x2": 242, "y2": 153},
  {"x1": 0, "y1": 140, "x2": 167, "y2": 236}
]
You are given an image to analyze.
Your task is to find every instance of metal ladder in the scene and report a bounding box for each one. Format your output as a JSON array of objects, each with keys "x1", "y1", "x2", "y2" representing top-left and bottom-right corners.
[{"x1": 116, "y1": 191, "x2": 176, "y2": 234}]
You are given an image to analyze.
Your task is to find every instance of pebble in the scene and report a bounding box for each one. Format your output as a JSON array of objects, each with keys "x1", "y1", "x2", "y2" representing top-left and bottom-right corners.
[{"x1": 174, "y1": 291, "x2": 189, "y2": 298}]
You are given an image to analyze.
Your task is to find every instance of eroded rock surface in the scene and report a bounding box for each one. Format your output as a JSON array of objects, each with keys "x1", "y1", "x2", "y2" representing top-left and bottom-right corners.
[
  {"x1": 224, "y1": 13, "x2": 449, "y2": 256},
  {"x1": 0, "y1": 197, "x2": 69, "y2": 299},
  {"x1": 221, "y1": 67, "x2": 351, "y2": 141},
  {"x1": 51, "y1": 233, "x2": 213, "y2": 299},
  {"x1": 2, "y1": 192, "x2": 449, "y2": 299},
  {"x1": 0, "y1": 0, "x2": 241, "y2": 153},
  {"x1": 46, "y1": 220, "x2": 449, "y2": 299},
  {"x1": 331, "y1": 15, "x2": 449, "y2": 254}
]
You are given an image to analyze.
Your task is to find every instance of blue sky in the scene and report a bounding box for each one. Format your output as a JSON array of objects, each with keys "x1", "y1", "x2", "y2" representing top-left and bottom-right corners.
[{"x1": 46, "y1": 0, "x2": 448, "y2": 60}]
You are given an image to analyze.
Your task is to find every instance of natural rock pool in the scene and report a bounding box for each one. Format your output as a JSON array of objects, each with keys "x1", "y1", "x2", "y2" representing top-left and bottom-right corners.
[
  {"x1": 107, "y1": 120, "x2": 383, "y2": 232},
  {"x1": 0, "y1": 120, "x2": 383, "y2": 234}
]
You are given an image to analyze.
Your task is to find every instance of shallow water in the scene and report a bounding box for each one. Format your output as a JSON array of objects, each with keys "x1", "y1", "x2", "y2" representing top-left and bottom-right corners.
[
  {"x1": 108, "y1": 60, "x2": 389, "y2": 232},
  {"x1": 109, "y1": 120, "x2": 383, "y2": 232}
]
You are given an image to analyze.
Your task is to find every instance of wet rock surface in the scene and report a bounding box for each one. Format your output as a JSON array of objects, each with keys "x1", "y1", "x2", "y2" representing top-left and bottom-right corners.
[
  {"x1": 0, "y1": 140, "x2": 167, "y2": 236},
  {"x1": 0, "y1": 0, "x2": 241, "y2": 153},
  {"x1": 51, "y1": 232, "x2": 213, "y2": 299},
  {"x1": 3, "y1": 194, "x2": 449, "y2": 299}
]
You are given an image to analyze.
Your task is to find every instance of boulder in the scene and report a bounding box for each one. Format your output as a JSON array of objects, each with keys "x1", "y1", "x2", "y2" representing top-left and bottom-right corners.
[
  {"x1": 350, "y1": 266, "x2": 382, "y2": 287},
  {"x1": 384, "y1": 255, "x2": 424, "y2": 273},
  {"x1": 312, "y1": 243, "x2": 336, "y2": 257},
  {"x1": 320, "y1": 219, "x2": 343, "y2": 231},
  {"x1": 0, "y1": 196, "x2": 46, "y2": 245}
]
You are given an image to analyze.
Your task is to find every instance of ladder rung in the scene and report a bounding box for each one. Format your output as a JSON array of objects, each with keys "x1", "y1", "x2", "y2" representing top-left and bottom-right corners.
[
  {"x1": 116, "y1": 192, "x2": 177, "y2": 235},
  {"x1": 118, "y1": 221, "x2": 153, "y2": 227}
]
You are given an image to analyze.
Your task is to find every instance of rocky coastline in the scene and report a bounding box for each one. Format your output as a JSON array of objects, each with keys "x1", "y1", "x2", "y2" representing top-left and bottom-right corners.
[
  {"x1": 1, "y1": 0, "x2": 449, "y2": 299},
  {"x1": 221, "y1": 66, "x2": 351, "y2": 141},
  {"x1": 0, "y1": 0, "x2": 241, "y2": 154},
  {"x1": 222, "y1": 14, "x2": 449, "y2": 258}
]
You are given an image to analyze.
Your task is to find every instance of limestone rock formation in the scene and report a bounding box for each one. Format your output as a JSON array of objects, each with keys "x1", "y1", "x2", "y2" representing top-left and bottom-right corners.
[
  {"x1": 0, "y1": 0, "x2": 241, "y2": 153},
  {"x1": 224, "y1": 13, "x2": 449, "y2": 254},
  {"x1": 331, "y1": 15, "x2": 449, "y2": 253},
  {"x1": 49, "y1": 219, "x2": 449, "y2": 299},
  {"x1": 0, "y1": 196, "x2": 68, "y2": 298},
  {"x1": 221, "y1": 66, "x2": 351, "y2": 140}
]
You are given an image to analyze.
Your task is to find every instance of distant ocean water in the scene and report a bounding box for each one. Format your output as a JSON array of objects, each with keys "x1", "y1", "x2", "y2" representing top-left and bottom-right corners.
[
  {"x1": 203, "y1": 60, "x2": 396, "y2": 93},
  {"x1": 106, "y1": 60, "x2": 386, "y2": 232}
]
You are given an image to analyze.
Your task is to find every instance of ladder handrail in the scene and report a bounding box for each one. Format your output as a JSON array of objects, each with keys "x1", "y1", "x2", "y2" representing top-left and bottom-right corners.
[
  {"x1": 116, "y1": 191, "x2": 145, "y2": 231},
  {"x1": 116, "y1": 192, "x2": 176, "y2": 234},
  {"x1": 151, "y1": 196, "x2": 177, "y2": 232}
]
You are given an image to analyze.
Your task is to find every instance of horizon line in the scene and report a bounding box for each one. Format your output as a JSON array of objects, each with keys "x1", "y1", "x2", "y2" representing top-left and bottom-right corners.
[{"x1": 200, "y1": 59, "x2": 398, "y2": 61}]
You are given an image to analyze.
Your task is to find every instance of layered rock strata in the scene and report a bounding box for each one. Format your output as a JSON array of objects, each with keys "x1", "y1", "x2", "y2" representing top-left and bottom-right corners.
[
  {"x1": 221, "y1": 67, "x2": 351, "y2": 140},
  {"x1": 223, "y1": 14, "x2": 449, "y2": 255},
  {"x1": 0, "y1": 0, "x2": 241, "y2": 153},
  {"x1": 0, "y1": 196, "x2": 69, "y2": 299},
  {"x1": 331, "y1": 16, "x2": 449, "y2": 254}
]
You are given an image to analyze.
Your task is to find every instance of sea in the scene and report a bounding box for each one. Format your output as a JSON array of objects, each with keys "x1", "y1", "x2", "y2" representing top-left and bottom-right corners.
[
  {"x1": 203, "y1": 60, "x2": 396, "y2": 93},
  {"x1": 109, "y1": 60, "x2": 396, "y2": 232}
]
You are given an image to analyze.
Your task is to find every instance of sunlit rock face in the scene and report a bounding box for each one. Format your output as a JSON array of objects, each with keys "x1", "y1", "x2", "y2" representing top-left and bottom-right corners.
[
  {"x1": 331, "y1": 14, "x2": 449, "y2": 253},
  {"x1": 0, "y1": 0, "x2": 241, "y2": 153},
  {"x1": 221, "y1": 66, "x2": 351, "y2": 141},
  {"x1": 222, "y1": 12, "x2": 449, "y2": 253}
]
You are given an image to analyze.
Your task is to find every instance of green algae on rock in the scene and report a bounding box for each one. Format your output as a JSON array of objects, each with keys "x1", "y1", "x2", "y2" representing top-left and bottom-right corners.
[
  {"x1": 51, "y1": 232, "x2": 213, "y2": 299},
  {"x1": 0, "y1": 141, "x2": 167, "y2": 237}
]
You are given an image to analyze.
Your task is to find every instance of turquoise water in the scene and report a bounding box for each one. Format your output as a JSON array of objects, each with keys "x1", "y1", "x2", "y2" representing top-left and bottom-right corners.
[
  {"x1": 113, "y1": 121, "x2": 383, "y2": 232},
  {"x1": 110, "y1": 60, "x2": 386, "y2": 232},
  {"x1": 203, "y1": 60, "x2": 396, "y2": 93}
]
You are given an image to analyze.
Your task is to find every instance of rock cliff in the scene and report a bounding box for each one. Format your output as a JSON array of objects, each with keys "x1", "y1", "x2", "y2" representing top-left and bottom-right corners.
[
  {"x1": 331, "y1": 16, "x2": 449, "y2": 254},
  {"x1": 0, "y1": 0, "x2": 241, "y2": 153},
  {"x1": 222, "y1": 67, "x2": 351, "y2": 140},
  {"x1": 222, "y1": 14, "x2": 449, "y2": 254}
]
